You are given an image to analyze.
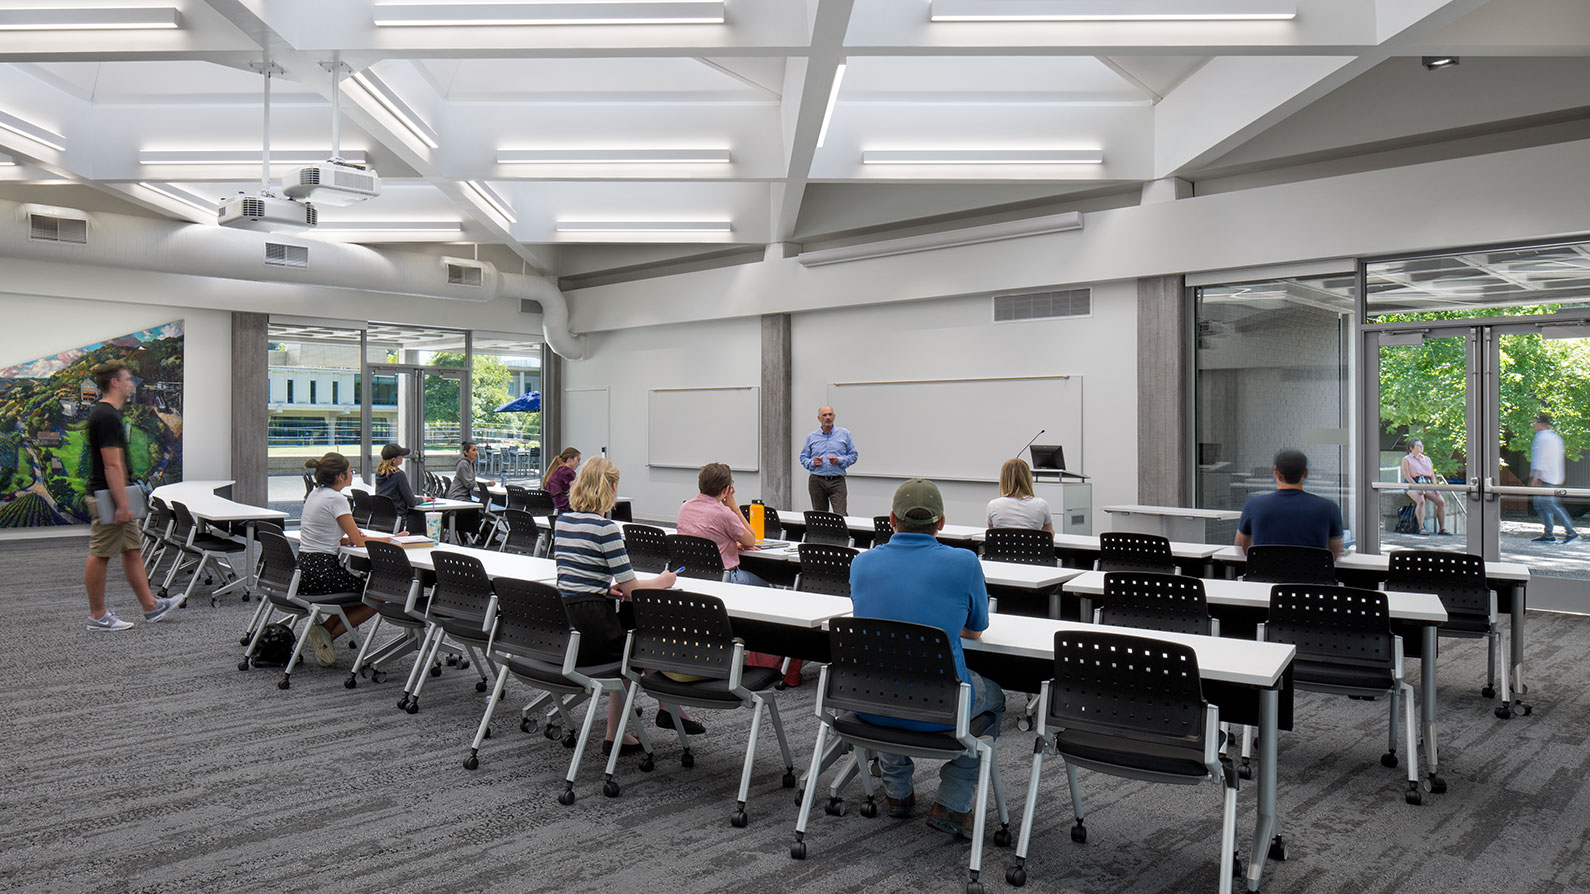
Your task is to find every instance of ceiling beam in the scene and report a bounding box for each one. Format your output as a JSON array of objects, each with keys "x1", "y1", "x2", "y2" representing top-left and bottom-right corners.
[{"x1": 770, "y1": 0, "x2": 853, "y2": 242}]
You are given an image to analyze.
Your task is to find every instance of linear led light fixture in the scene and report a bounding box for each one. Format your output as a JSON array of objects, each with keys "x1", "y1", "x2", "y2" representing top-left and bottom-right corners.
[
  {"x1": 929, "y1": 0, "x2": 1295, "y2": 21},
  {"x1": 373, "y1": 2, "x2": 725, "y2": 26},
  {"x1": 863, "y1": 148, "x2": 1103, "y2": 165},
  {"x1": 555, "y1": 220, "x2": 732, "y2": 233},
  {"x1": 798, "y1": 211, "x2": 1082, "y2": 267},
  {"x1": 497, "y1": 148, "x2": 731, "y2": 164},
  {"x1": 0, "y1": 109, "x2": 66, "y2": 151},
  {"x1": 815, "y1": 62, "x2": 846, "y2": 150},
  {"x1": 138, "y1": 181, "x2": 217, "y2": 215},
  {"x1": 0, "y1": 6, "x2": 180, "y2": 30},
  {"x1": 315, "y1": 220, "x2": 463, "y2": 234},
  {"x1": 139, "y1": 149, "x2": 368, "y2": 165},
  {"x1": 463, "y1": 180, "x2": 516, "y2": 224},
  {"x1": 347, "y1": 70, "x2": 440, "y2": 149}
]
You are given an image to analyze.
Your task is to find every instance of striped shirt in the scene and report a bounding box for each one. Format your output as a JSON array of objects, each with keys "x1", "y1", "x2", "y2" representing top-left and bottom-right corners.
[{"x1": 554, "y1": 511, "x2": 635, "y2": 598}]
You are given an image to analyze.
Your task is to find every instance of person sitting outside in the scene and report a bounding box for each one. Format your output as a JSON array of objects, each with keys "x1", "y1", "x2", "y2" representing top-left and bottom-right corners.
[
  {"x1": 1235, "y1": 449, "x2": 1345, "y2": 558},
  {"x1": 1400, "y1": 440, "x2": 1449, "y2": 536},
  {"x1": 985, "y1": 457, "x2": 1055, "y2": 533},
  {"x1": 849, "y1": 477, "x2": 1004, "y2": 839}
]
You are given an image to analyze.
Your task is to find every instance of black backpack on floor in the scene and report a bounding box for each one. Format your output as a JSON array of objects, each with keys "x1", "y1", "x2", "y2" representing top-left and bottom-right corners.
[
  {"x1": 1394, "y1": 504, "x2": 1419, "y2": 535},
  {"x1": 251, "y1": 623, "x2": 297, "y2": 667}
]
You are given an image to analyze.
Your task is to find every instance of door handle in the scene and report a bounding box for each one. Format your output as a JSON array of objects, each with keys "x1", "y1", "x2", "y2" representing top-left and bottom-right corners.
[{"x1": 1482, "y1": 476, "x2": 1498, "y2": 503}]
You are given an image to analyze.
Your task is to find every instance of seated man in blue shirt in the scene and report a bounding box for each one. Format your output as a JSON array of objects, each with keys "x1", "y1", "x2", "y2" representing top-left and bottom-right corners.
[
  {"x1": 849, "y1": 478, "x2": 1005, "y2": 839},
  {"x1": 1235, "y1": 449, "x2": 1345, "y2": 558}
]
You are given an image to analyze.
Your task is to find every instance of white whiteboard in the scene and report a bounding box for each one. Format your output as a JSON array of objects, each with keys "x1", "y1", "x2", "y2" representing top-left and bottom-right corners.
[
  {"x1": 563, "y1": 387, "x2": 610, "y2": 465},
  {"x1": 827, "y1": 376, "x2": 1082, "y2": 482},
  {"x1": 648, "y1": 386, "x2": 759, "y2": 471}
]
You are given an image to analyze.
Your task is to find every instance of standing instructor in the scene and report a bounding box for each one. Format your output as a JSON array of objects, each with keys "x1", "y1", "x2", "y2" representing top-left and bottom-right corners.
[{"x1": 799, "y1": 405, "x2": 858, "y2": 515}]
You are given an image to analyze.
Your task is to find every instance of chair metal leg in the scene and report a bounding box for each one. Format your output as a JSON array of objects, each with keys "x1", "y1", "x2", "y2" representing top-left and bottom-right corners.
[
  {"x1": 1065, "y1": 761, "x2": 1085, "y2": 827},
  {"x1": 791, "y1": 722, "x2": 830, "y2": 857},
  {"x1": 764, "y1": 697, "x2": 796, "y2": 776},
  {"x1": 464, "y1": 665, "x2": 511, "y2": 770},
  {"x1": 1493, "y1": 629, "x2": 1513, "y2": 719},
  {"x1": 240, "y1": 590, "x2": 273, "y2": 643},
  {"x1": 347, "y1": 615, "x2": 384, "y2": 687},
  {"x1": 733, "y1": 695, "x2": 767, "y2": 821},
  {"x1": 603, "y1": 679, "x2": 645, "y2": 782},
  {"x1": 1009, "y1": 733, "x2": 1047, "y2": 886},
  {"x1": 966, "y1": 742, "x2": 994, "y2": 886},
  {"x1": 1401, "y1": 681, "x2": 1421, "y2": 801},
  {"x1": 1218, "y1": 775, "x2": 1239, "y2": 894},
  {"x1": 399, "y1": 625, "x2": 437, "y2": 706},
  {"x1": 1386, "y1": 686, "x2": 1400, "y2": 760},
  {"x1": 558, "y1": 683, "x2": 606, "y2": 804},
  {"x1": 278, "y1": 607, "x2": 320, "y2": 689}
]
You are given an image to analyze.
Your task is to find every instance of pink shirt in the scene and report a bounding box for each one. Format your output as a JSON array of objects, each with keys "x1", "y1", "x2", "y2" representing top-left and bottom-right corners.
[
  {"x1": 1404, "y1": 453, "x2": 1435, "y2": 480},
  {"x1": 677, "y1": 494, "x2": 748, "y2": 570}
]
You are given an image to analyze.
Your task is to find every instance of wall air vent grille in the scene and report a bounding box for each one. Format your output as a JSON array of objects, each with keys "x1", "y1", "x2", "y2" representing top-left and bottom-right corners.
[
  {"x1": 28, "y1": 214, "x2": 87, "y2": 244},
  {"x1": 993, "y1": 288, "x2": 1091, "y2": 322},
  {"x1": 447, "y1": 263, "x2": 484, "y2": 287},
  {"x1": 265, "y1": 242, "x2": 309, "y2": 268}
]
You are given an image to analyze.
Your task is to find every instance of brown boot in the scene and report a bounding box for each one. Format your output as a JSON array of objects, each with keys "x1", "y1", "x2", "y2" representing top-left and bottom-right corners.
[
  {"x1": 926, "y1": 802, "x2": 974, "y2": 840},
  {"x1": 886, "y1": 792, "x2": 916, "y2": 818}
]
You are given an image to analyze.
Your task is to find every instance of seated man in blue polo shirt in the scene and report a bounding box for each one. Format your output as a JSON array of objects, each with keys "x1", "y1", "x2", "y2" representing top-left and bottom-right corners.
[
  {"x1": 1235, "y1": 449, "x2": 1345, "y2": 558},
  {"x1": 849, "y1": 478, "x2": 1005, "y2": 839}
]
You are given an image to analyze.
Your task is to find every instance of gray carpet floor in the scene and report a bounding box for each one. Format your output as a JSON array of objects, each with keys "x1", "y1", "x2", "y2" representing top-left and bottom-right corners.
[{"x1": 4, "y1": 537, "x2": 1589, "y2": 894}]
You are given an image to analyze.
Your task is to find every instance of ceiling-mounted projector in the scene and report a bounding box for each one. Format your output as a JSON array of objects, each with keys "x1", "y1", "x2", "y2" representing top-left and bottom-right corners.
[
  {"x1": 218, "y1": 192, "x2": 318, "y2": 232},
  {"x1": 281, "y1": 159, "x2": 381, "y2": 206}
]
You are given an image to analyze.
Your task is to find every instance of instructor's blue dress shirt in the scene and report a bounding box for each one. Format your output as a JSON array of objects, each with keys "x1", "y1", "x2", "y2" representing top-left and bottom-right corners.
[{"x1": 799, "y1": 427, "x2": 858, "y2": 477}]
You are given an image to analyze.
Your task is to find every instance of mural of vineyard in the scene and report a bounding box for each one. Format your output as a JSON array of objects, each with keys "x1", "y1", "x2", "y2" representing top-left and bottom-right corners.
[{"x1": 0, "y1": 321, "x2": 184, "y2": 528}]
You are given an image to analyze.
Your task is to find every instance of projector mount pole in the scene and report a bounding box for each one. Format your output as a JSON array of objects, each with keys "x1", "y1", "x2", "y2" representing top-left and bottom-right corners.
[
  {"x1": 248, "y1": 60, "x2": 285, "y2": 196},
  {"x1": 329, "y1": 51, "x2": 342, "y2": 163}
]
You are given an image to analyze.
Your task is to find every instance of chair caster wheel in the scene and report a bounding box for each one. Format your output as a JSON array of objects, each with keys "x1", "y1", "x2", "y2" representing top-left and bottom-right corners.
[
  {"x1": 158, "y1": 587, "x2": 168, "y2": 598},
  {"x1": 782, "y1": 770, "x2": 797, "y2": 789},
  {"x1": 237, "y1": 659, "x2": 251, "y2": 671},
  {"x1": 731, "y1": 810, "x2": 749, "y2": 828},
  {"x1": 460, "y1": 659, "x2": 471, "y2": 669},
  {"x1": 859, "y1": 800, "x2": 879, "y2": 819},
  {"x1": 1406, "y1": 785, "x2": 1423, "y2": 806},
  {"x1": 1238, "y1": 759, "x2": 1253, "y2": 781},
  {"x1": 405, "y1": 700, "x2": 419, "y2": 715},
  {"x1": 463, "y1": 755, "x2": 479, "y2": 771},
  {"x1": 1269, "y1": 836, "x2": 1288, "y2": 861},
  {"x1": 241, "y1": 593, "x2": 250, "y2": 602},
  {"x1": 994, "y1": 827, "x2": 1012, "y2": 847},
  {"x1": 639, "y1": 755, "x2": 655, "y2": 773},
  {"x1": 557, "y1": 789, "x2": 576, "y2": 806},
  {"x1": 475, "y1": 680, "x2": 488, "y2": 693},
  {"x1": 521, "y1": 718, "x2": 535, "y2": 734},
  {"x1": 544, "y1": 725, "x2": 561, "y2": 741},
  {"x1": 1495, "y1": 705, "x2": 1511, "y2": 720},
  {"x1": 1005, "y1": 866, "x2": 1026, "y2": 887},
  {"x1": 562, "y1": 732, "x2": 577, "y2": 749},
  {"x1": 1482, "y1": 685, "x2": 1495, "y2": 698},
  {"x1": 1381, "y1": 752, "x2": 1398, "y2": 768},
  {"x1": 789, "y1": 841, "x2": 807, "y2": 860},
  {"x1": 680, "y1": 751, "x2": 695, "y2": 768},
  {"x1": 1429, "y1": 774, "x2": 1447, "y2": 794},
  {"x1": 1016, "y1": 716, "x2": 1032, "y2": 732},
  {"x1": 825, "y1": 798, "x2": 846, "y2": 817},
  {"x1": 239, "y1": 636, "x2": 250, "y2": 646},
  {"x1": 430, "y1": 665, "x2": 442, "y2": 677},
  {"x1": 603, "y1": 780, "x2": 621, "y2": 798},
  {"x1": 446, "y1": 655, "x2": 458, "y2": 667},
  {"x1": 277, "y1": 677, "x2": 291, "y2": 690},
  {"x1": 774, "y1": 681, "x2": 787, "y2": 691},
  {"x1": 966, "y1": 881, "x2": 984, "y2": 894},
  {"x1": 209, "y1": 598, "x2": 218, "y2": 608},
  {"x1": 1071, "y1": 822, "x2": 1087, "y2": 843},
  {"x1": 370, "y1": 670, "x2": 385, "y2": 684},
  {"x1": 397, "y1": 697, "x2": 410, "y2": 711},
  {"x1": 344, "y1": 675, "x2": 357, "y2": 689},
  {"x1": 1516, "y1": 702, "x2": 1533, "y2": 716}
]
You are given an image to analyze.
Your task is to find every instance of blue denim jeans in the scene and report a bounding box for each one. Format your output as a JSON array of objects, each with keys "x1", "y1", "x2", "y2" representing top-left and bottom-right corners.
[
  {"x1": 1534, "y1": 493, "x2": 1578, "y2": 538},
  {"x1": 877, "y1": 670, "x2": 1006, "y2": 813},
  {"x1": 726, "y1": 566, "x2": 770, "y2": 587}
]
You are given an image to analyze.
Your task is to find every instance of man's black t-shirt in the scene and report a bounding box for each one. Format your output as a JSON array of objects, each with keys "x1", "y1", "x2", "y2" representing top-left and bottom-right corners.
[{"x1": 86, "y1": 401, "x2": 126, "y2": 492}]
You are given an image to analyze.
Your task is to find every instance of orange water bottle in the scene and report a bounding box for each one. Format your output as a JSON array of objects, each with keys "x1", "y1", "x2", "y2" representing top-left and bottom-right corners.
[{"x1": 749, "y1": 502, "x2": 766, "y2": 541}]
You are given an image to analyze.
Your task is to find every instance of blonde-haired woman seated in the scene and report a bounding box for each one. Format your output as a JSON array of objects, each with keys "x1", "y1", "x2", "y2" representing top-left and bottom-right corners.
[
  {"x1": 552, "y1": 457, "x2": 689, "y2": 754},
  {"x1": 986, "y1": 458, "x2": 1055, "y2": 534}
]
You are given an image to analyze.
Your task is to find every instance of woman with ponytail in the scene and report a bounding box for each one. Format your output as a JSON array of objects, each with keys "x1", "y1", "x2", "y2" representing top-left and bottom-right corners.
[
  {"x1": 299, "y1": 452, "x2": 387, "y2": 666},
  {"x1": 542, "y1": 446, "x2": 581, "y2": 512}
]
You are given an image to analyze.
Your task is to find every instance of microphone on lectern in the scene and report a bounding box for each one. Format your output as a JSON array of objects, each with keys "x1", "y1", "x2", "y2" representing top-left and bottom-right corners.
[{"x1": 1019, "y1": 429, "x2": 1046, "y2": 458}]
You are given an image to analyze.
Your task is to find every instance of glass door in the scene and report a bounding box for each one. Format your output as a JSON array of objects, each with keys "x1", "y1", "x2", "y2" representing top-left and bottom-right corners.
[{"x1": 365, "y1": 364, "x2": 466, "y2": 492}]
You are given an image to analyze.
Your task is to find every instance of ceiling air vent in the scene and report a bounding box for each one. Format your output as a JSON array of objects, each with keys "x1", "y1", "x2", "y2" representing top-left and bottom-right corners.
[
  {"x1": 264, "y1": 242, "x2": 309, "y2": 269},
  {"x1": 993, "y1": 288, "x2": 1091, "y2": 323},
  {"x1": 446, "y1": 262, "x2": 484, "y2": 287},
  {"x1": 28, "y1": 213, "x2": 87, "y2": 245}
]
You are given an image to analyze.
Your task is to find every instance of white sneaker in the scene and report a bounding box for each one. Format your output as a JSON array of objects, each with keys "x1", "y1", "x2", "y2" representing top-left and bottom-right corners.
[
  {"x1": 87, "y1": 611, "x2": 134, "y2": 632},
  {"x1": 307, "y1": 623, "x2": 337, "y2": 667},
  {"x1": 144, "y1": 596, "x2": 182, "y2": 624}
]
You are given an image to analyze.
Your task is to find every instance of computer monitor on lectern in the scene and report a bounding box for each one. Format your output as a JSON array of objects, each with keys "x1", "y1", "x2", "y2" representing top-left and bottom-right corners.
[{"x1": 1029, "y1": 444, "x2": 1065, "y2": 472}]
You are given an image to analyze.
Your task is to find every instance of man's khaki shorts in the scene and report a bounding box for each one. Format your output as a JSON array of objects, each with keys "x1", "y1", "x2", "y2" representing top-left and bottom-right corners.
[{"x1": 88, "y1": 520, "x2": 142, "y2": 558}]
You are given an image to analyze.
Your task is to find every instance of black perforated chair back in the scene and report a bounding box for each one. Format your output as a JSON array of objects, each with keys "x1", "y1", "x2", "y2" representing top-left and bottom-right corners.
[
  {"x1": 476, "y1": 481, "x2": 499, "y2": 510},
  {"x1": 490, "y1": 577, "x2": 575, "y2": 666},
  {"x1": 629, "y1": 590, "x2": 738, "y2": 681},
  {"x1": 429, "y1": 550, "x2": 495, "y2": 626},
  {"x1": 169, "y1": 500, "x2": 198, "y2": 542},
  {"x1": 363, "y1": 541, "x2": 419, "y2": 606},
  {"x1": 301, "y1": 473, "x2": 315, "y2": 497},
  {"x1": 254, "y1": 528, "x2": 299, "y2": 596},
  {"x1": 523, "y1": 488, "x2": 558, "y2": 517},
  {"x1": 983, "y1": 527, "x2": 1058, "y2": 566},
  {"x1": 1267, "y1": 584, "x2": 1393, "y2": 669},
  {"x1": 803, "y1": 510, "x2": 851, "y2": 546},
  {"x1": 1244, "y1": 545, "x2": 1337, "y2": 585},
  {"x1": 1385, "y1": 549, "x2": 1490, "y2": 618},
  {"x1": 797, "y1": 543, "x2": 857, "y2": 597},
  {"x1": 1099, "y1": 572, "x2": 1214, "y2": 636},
  {"x1": 824, "y1": 617, "x2": 962, "y2": 727},
  {"x1": 666, "y1": 534, "x2": 726, "y2": 580},
  {"x1": 148, "y1": 498, "x2": 173, "y2": 537},
  {"x1": 741, "y1": 502, "x2": 785, "y2": 539},
  {"x1": 1048, "y1": 630, "x2": 1206, "y2": 748},
  {"x1": 872, "y1": 516, "x2": 893, "y2": 546},
  {"x1": 622, "y1": 524, "x2": 670, "y2": 574},
  {"x1": 611, "y1": 500, "x2": 633, "y2": 523},
  {"x1": 505, "y1": 484, "x2": 533, "y2": 513},
  {"x1": 1097, "y1": 532, "x2": 1176, "y2": 574},
  {"x1": 349, "y1": 490, "x2": 373, "y2": 527},
  {"x1": 501, "y1": 508, "x2": 542, "y2": 555},
  {"x1": 366, "y1": 494, "x2": 400, "y2": 533}
]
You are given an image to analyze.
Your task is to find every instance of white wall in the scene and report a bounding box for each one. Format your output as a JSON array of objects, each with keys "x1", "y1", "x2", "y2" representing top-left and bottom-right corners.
[
  {"x1": 790, "y1": 281, "x2": 1138, "y2": 529},
  {"x1": 561, "y1": 315, "x2": 763, "y2": 521},
  {"x1": 0, "y1": 291, "x2": 232, "y2": 481}
]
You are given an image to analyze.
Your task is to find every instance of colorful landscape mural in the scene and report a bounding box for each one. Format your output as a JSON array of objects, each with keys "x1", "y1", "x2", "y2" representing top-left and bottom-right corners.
[{"x1": 0, "y1": 321, "x2": 184, "y2": 527}]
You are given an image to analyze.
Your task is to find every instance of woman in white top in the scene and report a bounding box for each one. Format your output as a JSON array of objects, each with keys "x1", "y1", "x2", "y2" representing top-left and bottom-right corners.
[
  {"x1": 986, "y1": 458, "x2": 1055, "y2": 534},
  {"x1": 1400, "y1": 440, "x2": 1448, "y2": 535},
  {"x1": 300, "y1": 453, "x2": 391, "y2": 665}
]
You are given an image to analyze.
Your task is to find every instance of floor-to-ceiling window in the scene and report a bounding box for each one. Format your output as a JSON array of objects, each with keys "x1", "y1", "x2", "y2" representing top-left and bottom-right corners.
[
  {"x1": 265, "y1": 322, "x2": 369, "y2": 518},
  {"x1": 1193, "y1": 273, "x2": 1357, "y2": 545},
  {"x1": 471, "y1": 333, "x2": 545, "y2": 482}
]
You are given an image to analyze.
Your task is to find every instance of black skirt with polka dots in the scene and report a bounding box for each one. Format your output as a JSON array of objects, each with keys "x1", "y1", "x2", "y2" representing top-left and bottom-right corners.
[{"x1": 297, "y1": 552, "x2": 366, "y2": 596}]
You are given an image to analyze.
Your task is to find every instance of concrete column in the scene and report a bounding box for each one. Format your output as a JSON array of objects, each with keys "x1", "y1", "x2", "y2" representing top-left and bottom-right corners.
[
  {"x1": 230, "y1": 312, "x2": 269, "y2": 506},
  {"x1": 759, "y1": 313, "x2": 793, "y2": 509},
  {"x1": 1137, "y1": 275, "x2": 1189, "y2": 506},
  {"x1": 542, "y1": 343, "x2": 564, "y2": 462}
]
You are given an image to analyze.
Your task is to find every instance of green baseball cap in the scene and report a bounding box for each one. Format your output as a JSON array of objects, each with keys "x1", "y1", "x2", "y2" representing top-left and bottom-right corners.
[{"x1": 892, "y1": 478, "x2": 944, "y2": 525}]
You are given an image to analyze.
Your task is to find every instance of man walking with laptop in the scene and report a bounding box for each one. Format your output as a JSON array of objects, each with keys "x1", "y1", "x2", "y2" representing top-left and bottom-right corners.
[{"x1": 84, "y1": 361, "x2": 180, "y2": 631}]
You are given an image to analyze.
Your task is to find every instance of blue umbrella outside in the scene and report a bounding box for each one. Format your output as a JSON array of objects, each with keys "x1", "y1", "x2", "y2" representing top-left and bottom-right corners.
[{"x1": 494, "y1": 390, "x2": 541, "y2": 413}]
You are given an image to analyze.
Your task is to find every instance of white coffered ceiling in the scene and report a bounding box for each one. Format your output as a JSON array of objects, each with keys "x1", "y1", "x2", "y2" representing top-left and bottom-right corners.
[{"x1": 0, "y1": 0, "x2": 1584, "y2": 279}]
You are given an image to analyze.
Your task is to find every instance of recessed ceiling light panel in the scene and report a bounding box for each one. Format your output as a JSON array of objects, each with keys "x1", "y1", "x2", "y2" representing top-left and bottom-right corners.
[
  {"x1": 0, "y1": 6, "x2": 180, "y2": 30},
  {"x1": 139, "y1": 150, "x2": 368, "y2": 166},
  {"x1": 862, "y1": 149, "x2": 1104, "y2": 165},
  {"x1": 0, "y1": 109, "x2": 66, "y2": 151},
  {"x1": 497, "y1": 148, "x2": 731, "y2": 164},
  {"x1": 555, "y1": 220, "x2": 733, "y2": 233},
  {"x1": 930, "y1": 0, "x2": 1296, "y2": 21},
  {"x1": 373, "y1": 2, "x2": 726, "y2": 26}
]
